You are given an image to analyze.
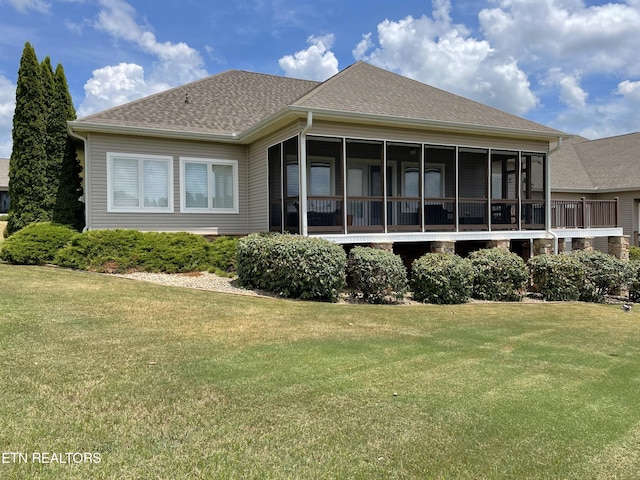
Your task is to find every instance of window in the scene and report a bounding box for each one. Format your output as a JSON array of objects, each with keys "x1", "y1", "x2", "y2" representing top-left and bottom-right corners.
[
  {"x1": 107, "y1": 153, "x2": 173, "y2": 212},
  {"x1": 180, "y1": 157, "x2": 238, "y2": 213},
  {"x1": 425, "y1": 164, "x2": 445, "y2": 198}
]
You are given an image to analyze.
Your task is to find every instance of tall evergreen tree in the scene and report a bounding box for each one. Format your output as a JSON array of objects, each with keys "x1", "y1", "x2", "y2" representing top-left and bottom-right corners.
[
  {"x1": 52, "y1": 63, "x2": 84, "y2": 230},
  {"x1": 6, "y1": 44, "x2": 84, "y2": 235},
  {"x1": 40, "y1": 56, "x2": 59, "y2": 217},
  {"x1": 7, "y1": 42, "x2": 48, "y2": 235}
]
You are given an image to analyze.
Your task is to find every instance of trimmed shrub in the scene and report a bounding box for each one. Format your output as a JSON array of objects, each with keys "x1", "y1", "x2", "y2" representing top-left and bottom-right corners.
[
  {"x1": 236, "y1": 233, "x2": 346, "y2": 302},
  {"x1": 628, "y1": 261, "x2": 640, "y2": 302},
  {"x1": 207, "y1": 236, "x2": 238, "y2": 273},
  {"x1": 629, "y1": 246, "x2": 640, "y2": 262},
  {"x1": 55, "y1": 229, "x2": 146, "y2": 272},
  {"x1": 469, "y1": 248, "x2": 529, "y2": 301},
  {"x1": 569, "y1": 249, "x2": 632, "y2": 302},
  {"x1": 347, "y1": 246, "x2": 408, "y2": 304},
  {"x1": 135, "y1": 232, "x2": 214, "y2": 274},
  {"x1": 411, "y1": 253, "x2": 474, "y2": 304},
  {"x1": 0, "y1": 222, "x2": 76, "y2": 265},
  {"x1": 528, "y1": 254, "x2": 584, "y2": 301},
  {"x1": 55, "y1": 229, "x2": 237, "y2": 274}
]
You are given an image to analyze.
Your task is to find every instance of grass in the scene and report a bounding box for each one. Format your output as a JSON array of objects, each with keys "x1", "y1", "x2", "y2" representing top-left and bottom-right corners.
[{"x1": 1, "y1": 264, "x2": 640, "y2": 479}]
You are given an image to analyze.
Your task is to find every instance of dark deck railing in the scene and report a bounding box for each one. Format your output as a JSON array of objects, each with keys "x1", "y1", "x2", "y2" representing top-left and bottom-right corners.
[
  {"x1": 551, "y1": 197, "x2": 619, "y2": 229},
  {"x1": 299, "y1": 196, "x2": 619, "y2": 234}
]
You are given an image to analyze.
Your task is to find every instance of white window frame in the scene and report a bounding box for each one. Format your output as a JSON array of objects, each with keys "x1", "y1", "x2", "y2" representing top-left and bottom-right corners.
[
  {"x1": 107, "y1": 152, "x2": 174, "y2": 213},
  {"x1": 425, "y1": 163, "x2": 445, "y2": 199},
  {"x1": 180, "y1": 157, "x2": 239, "y2": 214}
]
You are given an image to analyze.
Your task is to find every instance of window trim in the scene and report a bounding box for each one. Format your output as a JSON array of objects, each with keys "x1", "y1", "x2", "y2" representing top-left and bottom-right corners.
[
  {"x1": 179, "y1": 157, "x2": 239, "y2": 214},
  {"x1": 106, "y1": 152, "x2": 174, "y2": 213}
]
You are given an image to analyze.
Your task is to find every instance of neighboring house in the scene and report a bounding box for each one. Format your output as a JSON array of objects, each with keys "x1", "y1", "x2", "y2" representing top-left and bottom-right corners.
[
  {"x1": 0, "y1": 158, "x2": 9, "y2": 214},
  {"x1": 68, "y1": 61, "x2": 623, "y2": 258},
  {"x1": 551, "y1": 133, "x2": 640, "y2": 249}
]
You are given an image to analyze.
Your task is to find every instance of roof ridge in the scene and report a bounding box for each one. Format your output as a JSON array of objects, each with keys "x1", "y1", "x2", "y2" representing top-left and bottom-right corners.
[
  {"x1": 78, "y1": 69, "x2": 319, "y2": 122},
  {"x1": 77, "y1": 69, "x2": 231, "y2": 121},
  {"x1": 582, "y1": 131, "x2": 640, "y2": 144},
  {"x1": 291, "y1": 61, "x2": 363, "y2": 106}
]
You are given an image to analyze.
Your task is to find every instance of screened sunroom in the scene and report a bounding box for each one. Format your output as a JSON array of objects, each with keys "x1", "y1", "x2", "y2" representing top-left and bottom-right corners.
[{"x1": 268, "y1": 135, "x2": 547, "y2": 238}]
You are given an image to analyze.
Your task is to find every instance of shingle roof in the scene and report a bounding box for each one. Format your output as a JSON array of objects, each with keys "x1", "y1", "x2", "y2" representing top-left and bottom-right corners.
[
  {"x1": 77, "y1": 70, "x2": 320, "y2": 136},
  {"x1": 294, "y1": 62, "x2": 561, "y2": 135},
  {"x1": 550, "y1": 136, "x2": 594, "y2": 190},
  {"x1": 552, "y1": 133, "x2": 640, "y2": 191},
  {"x1": 74, "y1": 61, "x2": 563, "y2": 139},
  {"x1": 0, "y1": 158, "x2": 9, "y2": 189}
]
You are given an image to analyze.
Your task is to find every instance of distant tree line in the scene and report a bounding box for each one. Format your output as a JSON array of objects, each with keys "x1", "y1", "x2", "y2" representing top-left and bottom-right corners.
[{"x1": 5, "y1": 41, "x2": 84, "y2": 236}]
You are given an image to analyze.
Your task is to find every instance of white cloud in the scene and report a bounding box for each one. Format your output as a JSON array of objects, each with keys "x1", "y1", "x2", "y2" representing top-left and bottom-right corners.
[
  {"x1": 78, "y1": 0, "x2": 207, "y2": 117},
  {"x1": 78, "y1": 63, "x2": 156, "y2": 117},
  {"x1": 0, "y1": 75, "x2": 16, "y2": 158},
  {"x1": 278, "y1": 34, "x2": 339, "y2": 81},
  {"x1": 543, "y1": 69, "x2": 588, "y2": 109},
  {"x1": 479, "y1": 0, "x2": 640, "y2": 76},
  {"x1": 476, "y1": 0, "x2": 640, "y2": 137},
  {"x1": 617, "y1": 80, "x2": 640, "y2": 102},
  {"x1": 3, "y1": 0, "x2": 51, "y2": 14},
  {"x1": 353, "y1": 0, "x2": 537, "y2": 115}
]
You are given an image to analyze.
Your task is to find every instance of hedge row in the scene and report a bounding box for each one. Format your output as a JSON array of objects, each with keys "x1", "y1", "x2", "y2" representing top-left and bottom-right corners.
[
  {"x1": 2, "y1": 223, "x2": 638, "y2": 305},
  {"x1": 0, "y1": 222, "x2": 237, "y2": 274}
]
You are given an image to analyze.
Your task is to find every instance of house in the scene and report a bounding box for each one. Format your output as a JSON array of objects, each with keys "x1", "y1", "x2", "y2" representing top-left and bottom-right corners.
[
  {"x1": 0, "y1": 158, "x2": 9, "y2": 214},
  {"x1": 551, "y1": 133, "x2": 640, "y2": 251},
  {"x1": 67, "y1": 61, "x2": 624, "y2": 259}
]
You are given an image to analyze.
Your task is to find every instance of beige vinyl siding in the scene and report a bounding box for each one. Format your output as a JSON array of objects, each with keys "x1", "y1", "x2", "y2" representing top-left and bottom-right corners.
[
  {"x1": 308, "y1": 121, "x2": 550, "y2": 152},
  {"x1": 87, "y1": 133, "x2": 249, "y2": 234},
  {"x1": 599, "y1": 191, "x2": 636, "y2": 244},
  {"x1": 247, "y1": 121, "x2": 303, "y2": 232}
]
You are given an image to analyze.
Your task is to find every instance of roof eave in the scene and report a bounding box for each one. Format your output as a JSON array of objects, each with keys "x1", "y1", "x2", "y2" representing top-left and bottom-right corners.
[
  {"x1": 287, "y1": 106, "x2": 566, "y2": 142},
  {"x1": 67, "y1": 120, "x2": 240, "y2": 143}
]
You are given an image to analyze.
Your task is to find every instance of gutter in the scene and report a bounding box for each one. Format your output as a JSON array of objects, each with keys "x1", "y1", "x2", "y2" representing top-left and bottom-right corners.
[
  {"x1": 67, "y1": 121, "x2": 239, "y2": 144},
  {"x1": 67, "y1": 124, "x2": 90, "y2": 232},
  {"x1": 287, "y1": 106, "x2": 565, "y2": 142}
]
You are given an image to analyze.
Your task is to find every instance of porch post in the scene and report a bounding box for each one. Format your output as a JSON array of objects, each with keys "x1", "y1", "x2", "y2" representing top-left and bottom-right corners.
[
  {"x1": 545, "y1": 152, "x2": 551, "y2": 231},
  {"x1": 299, "y1": 112, "x2": 313, "y2": 236}
]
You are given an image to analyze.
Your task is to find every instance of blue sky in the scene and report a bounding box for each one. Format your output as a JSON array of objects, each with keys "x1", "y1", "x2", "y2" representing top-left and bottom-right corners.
[{"x1": 1, "y1": 0, "x2": 640, "y2": 158}]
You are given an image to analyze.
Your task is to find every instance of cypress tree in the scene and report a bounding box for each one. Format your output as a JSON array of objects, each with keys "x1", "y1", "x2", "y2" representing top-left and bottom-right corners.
[
  {"x1": 7, "y1": 42, "x2": 48, "y2": 235},
  {"x1": 6, "y1": 44, "x2": 84, "y2": 235},
  {"x1": 52, "y1": 63, "x2": 84, "y2": 230},
  {"x1": 40, "y1": 56, "x2": 59, "y2": 216}
]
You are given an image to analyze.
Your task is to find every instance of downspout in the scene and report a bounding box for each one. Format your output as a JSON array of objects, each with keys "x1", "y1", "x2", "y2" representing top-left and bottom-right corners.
[
  {"x1": 546, "y1": 136, "x2": 563, "y2": 254},
  {"x1": 67, "y1": 124, "x2": 90, "y2": 232},
  {"x1": 299, "y1": 111, "x2": 313, "y2": 236}
]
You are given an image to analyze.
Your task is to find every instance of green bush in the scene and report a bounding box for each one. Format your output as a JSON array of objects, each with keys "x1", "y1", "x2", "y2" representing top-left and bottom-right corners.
[
  {"x1": 411, "y1": 253, "x2": 474, "y2": 304},
  {"x1": 569, "y1": 249, "x2": 632, "y2": 302},
  {"x1": 347, "y1": 246, "x2": 408, "y2": 304},
  {"x1": 207, "y1": 236, "x2": 238, "y2": 273},
  {"x1": 469, "y1": 248, "x2": 529, "y2": 301},
  {"x1": 0, "y1": 222, "x2": 77, "y2": 265},
  {"x1": 627, "y1": 261, "x2": 640, "y2": 302},
  {"x1": 528, "y1": 254, "x2": 584, "y2": 301},
  {"x1": 134, "y1": 232, "x2": 215, "y2": 273},
  {"x1": 236, "y1": 233, "x2": 346, "y2": 302},
  {"x1": 629, "y1": 246, "x2": 640, "y2": 262},
  {"x1": 55, "y1": 230, "x2": 237, "y2": 274},
  {"x1": 55, "y1": 229, "x2": 145, "y2": 272}
]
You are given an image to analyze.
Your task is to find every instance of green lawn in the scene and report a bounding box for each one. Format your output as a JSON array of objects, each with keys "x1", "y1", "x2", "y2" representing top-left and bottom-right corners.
[{"x1": 1, "y1": 264, "x2": 639, "y2": 479}]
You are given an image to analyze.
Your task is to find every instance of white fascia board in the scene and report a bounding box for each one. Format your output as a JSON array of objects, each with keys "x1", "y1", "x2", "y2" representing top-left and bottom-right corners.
[
  {"x1": 67, "y1": 121, "x2": 240, "y2": 144},
  {"x1": 287, "y1": 106, "x2": 566, "y2": 143}
]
